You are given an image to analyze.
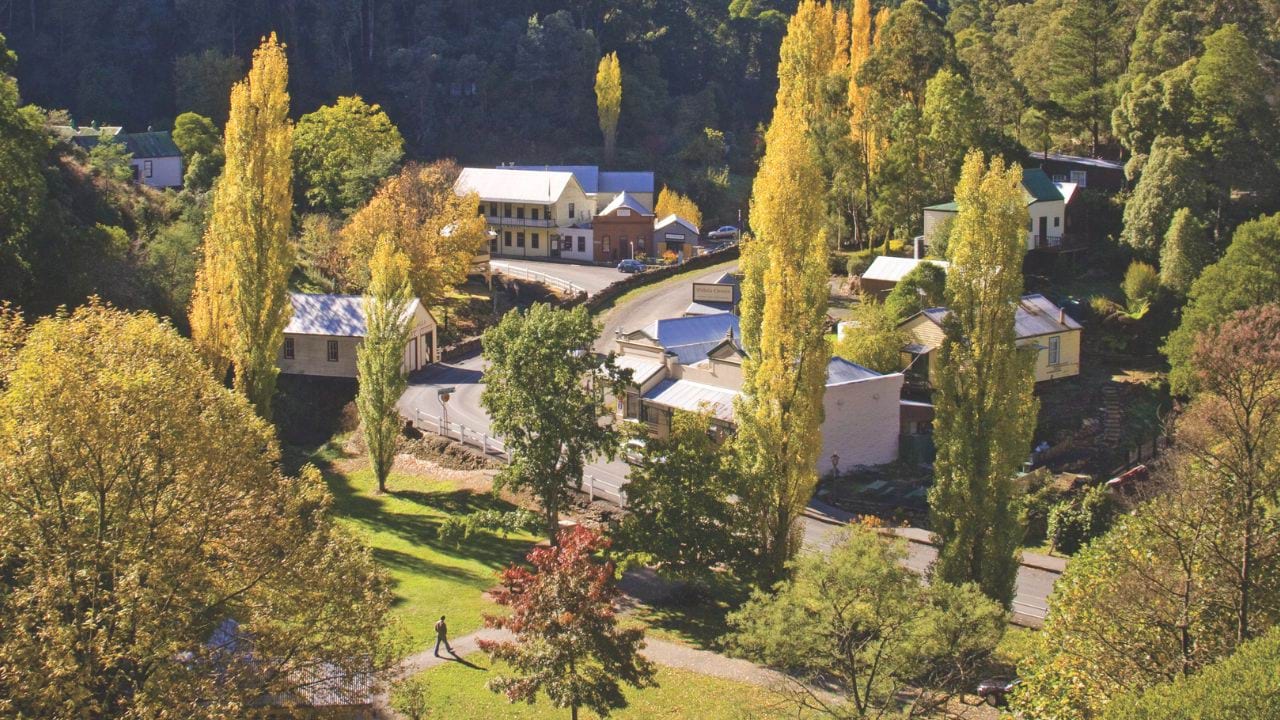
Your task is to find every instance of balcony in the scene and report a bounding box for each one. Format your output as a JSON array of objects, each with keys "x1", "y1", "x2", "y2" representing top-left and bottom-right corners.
[
  {"x1": 1029, "y1": 233, "x2": 1083, "y2": 252},
  {"x1": 485, "y1": 215, "x2": 556, "y2": 228}
]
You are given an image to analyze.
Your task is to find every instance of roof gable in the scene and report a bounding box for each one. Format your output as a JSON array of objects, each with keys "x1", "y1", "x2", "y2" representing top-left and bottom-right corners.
[
  {"x1": 600, "y1": 191, "x2": 654, "y2": 216},
  {"x1": 1021, "y1": 167, "x2": 1064, "y2": 203},
  {"x1": 655, "y1": 214, "x2": 698, "y2": 233}
]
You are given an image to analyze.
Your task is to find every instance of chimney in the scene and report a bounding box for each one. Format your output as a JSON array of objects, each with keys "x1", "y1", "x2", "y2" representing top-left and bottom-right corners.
[{"x1": 1058, "y1": 308, "x2": 1065, "y2": 324}]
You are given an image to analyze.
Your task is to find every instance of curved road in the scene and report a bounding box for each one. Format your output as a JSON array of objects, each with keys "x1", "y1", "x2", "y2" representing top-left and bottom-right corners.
[{"x1": 397, "y1": 261, "x2": 1060, "y2": 622}]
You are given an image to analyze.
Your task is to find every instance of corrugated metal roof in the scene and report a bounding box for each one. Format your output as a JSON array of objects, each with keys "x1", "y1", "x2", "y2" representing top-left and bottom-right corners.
[
  {"x1": 912, "y1": 294, "x2": 1081, "y2": 341},
  {"x1": 509, "y1": 165, "x2": 599, "y2": 192},
  {"x1": 644, "y1": 379, "x2": 738, "y2": 421},
  {"x1": 284, "y1": 293, "x2": 423, "y2": 337},
  {"x1": 613, "y1": 354, "x2": 665, "y2": 385},
  {"x1": 67, "y1": 129, "x2": 181, "y2": 158},
  {"x1": 826, "y1": 357, "x2": 883, "y2": 386},
  {"x1": 456, "y1": 168, "x2": 576, "y2": 204},
  {"x1": 1022, "y1": 168, "x2": 1064, "y2": 203},
  {"x1": 862, "y1": 256, "x2": 949, "y2": 284},
  {"x1": 1040, "y1": 152, "x2": 1124, "y2": 170},
  {"x1": 655, "y1": 214, "x2": 698, "y2": 233},
  {"x1": 684, "y1": 301, "x2": 734, "y2": 316},
  {"x1": 925, "y1": 201, "x2": 958, "y2": 212},
  {"x1": 600, "y1": 191, "x2": 653, "y2": 216},
  {"x1": 600, "y1": 170, "x2": 655, "y2": 194},
  {"x1": 643, "y1": 312, "x2": 739, "y2": 365}
]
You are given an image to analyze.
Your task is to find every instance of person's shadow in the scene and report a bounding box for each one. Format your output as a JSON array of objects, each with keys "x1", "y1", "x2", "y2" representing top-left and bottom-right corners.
[{"x1": 443, "y1": 651, "x2": 485, "y2": 671}]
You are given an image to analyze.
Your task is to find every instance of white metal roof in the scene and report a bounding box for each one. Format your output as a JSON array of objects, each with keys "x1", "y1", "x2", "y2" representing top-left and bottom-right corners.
[
  {"x1": 455, "y1": 167, "x2": 577, "y2": 204},
  {"x1": 655, "y1": 214, "x2": 698, "y2": 234},
  {"x1": 284, "y1": 293, "x2": 425, "y2": 337},
  {"x1": 1040, "y1": 152, "x2": 1124, "y2": 170},
  {"x1": 643, "y1": 379, "x2": 739, "y2": 422},
  {"x1": 862, "y1": 256, "x2": 949, "y2": 284},
  {"x1": 613, "y1": 354, "x2": 665, "y2": 385},
  {"x1": 914, "y1": 294, "x2": 1081, "y2": 341},
  {"x1": 600, "y1": 191, "x2": 653, "y2": 216}
]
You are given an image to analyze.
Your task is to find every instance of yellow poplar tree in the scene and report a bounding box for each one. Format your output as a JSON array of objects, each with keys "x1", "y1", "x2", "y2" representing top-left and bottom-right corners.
[
  {"x1": 654, "y1": 186, "x2": 703, "y2": 229},
  {"x1": 928, "y1": 151, "x2": 1038, "y2": 607},
  {"x1": 339, "y1": 161, "x2": 487, "y2": 305},
  {"x1": 737, "y1": 1, "x2": 833, "y2": 581},
  {"x1": 595, "y1": 52, "x2": 622, "y2": 163},
  {"x1": 190, "y1": 33, "x2": 294, "y2": 418},
  {"x1": 357, "y1": 238, "x2": 413, "y2": 494}
]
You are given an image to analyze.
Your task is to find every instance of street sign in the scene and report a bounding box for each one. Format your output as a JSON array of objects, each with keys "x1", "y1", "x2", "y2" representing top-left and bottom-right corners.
[{"x1": 437, "y1": 386, "x2": 456, "y2": 397}]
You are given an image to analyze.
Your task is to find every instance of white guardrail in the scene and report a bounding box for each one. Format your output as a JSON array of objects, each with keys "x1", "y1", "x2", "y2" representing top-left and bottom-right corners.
[
  {"x1": 413, "y1": 410, "x2": 627, "y2": 506},
  {"x1": 490, "y1": 262, "x2": 586, "y2": 296}
]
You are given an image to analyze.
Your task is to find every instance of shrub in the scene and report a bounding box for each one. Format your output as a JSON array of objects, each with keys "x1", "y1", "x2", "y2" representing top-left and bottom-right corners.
[
  {"x1": 1048, "y1": 485, "x2": 1116, "y2": 555},
  {"x1": 1123, "y1": 261, "x2": 1160, "y2": 312},
  {"x1": 437, "y1": 516, "x2": 472, "y2": 547}
]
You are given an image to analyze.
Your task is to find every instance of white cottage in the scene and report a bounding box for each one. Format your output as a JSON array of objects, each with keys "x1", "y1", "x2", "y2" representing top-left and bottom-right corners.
[{"x1": 279, "y1": 293, "x2": 437, "y2": 379}]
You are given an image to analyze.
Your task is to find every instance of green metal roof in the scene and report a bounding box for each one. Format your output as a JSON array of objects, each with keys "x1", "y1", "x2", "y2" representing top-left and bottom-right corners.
[
  {"x1": 72, "y1": 130, "x2": 181, "y2": 159},
  {"x1": 1021, "y1": 167, "x2": 1064, "y2": 203},
  {"x1": 924, "y1": 201, "x2": 958, "y2": 212}
]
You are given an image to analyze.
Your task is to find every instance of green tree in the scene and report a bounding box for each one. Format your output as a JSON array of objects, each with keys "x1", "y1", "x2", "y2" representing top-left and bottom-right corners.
[
  {"x1": 480, "y1": 304, "x2": 630, "y2": 540},
  {"x1": 1044, "y1": 0, "x2": 1125, "y2": 153},
  {"x1": 480, "y1": 527, "x2": 656, "y2": 720},
  {"x1": 0, "y1": 303, "x2": 392, "y2": 718},
  {"x1": 87, "y1": 132, "x2": 134, "y2": 182},
  {"x1": 173, "y1": 48, "x2": 245, "y2": 124},
  {"x1": 1104, "y1": 626, "x2": 1280, "y2": 720},
  {"x1": 595, "y1": 52, "x2": 622, "y2": 163},
  {"x1": 1160, "y1": 207, "x2": 1213, "y2": 294},
  {"x1": 617, "y1": 411, "x2": 750, "y2": 582},
  {"x1": 0, "y1": 33, "x2": 50, "y2": 301},
  {"x1": 293, "y1": 95, "x2": 404, "y2": 213},
  {"x1": 357, "y1": 238, "x2": 413, "y2": 494},
  {"x1": 922, "y1": 69, "x2": 986, "y2": 201},
  {"x1": 729, "y1": 525, "x2": 1005, "y2": 718},
  {"x1": 189, "y1": 34, "x2": 294, "y2": 418},
  {"x1": 857, "y1": 0, "x2": 953, "y2": 110},
  {"x1": 172, "y1": 111, "x2": 220, "y2": 158},
  {"x1": 737, "y1": 2, "x2": 832, "y2": 582},
  {"x1": 1165, "y1": 213, "x2": 1280, "y2": 395},
  {"x1": 929, "y1": 152, "x2": 1037, "y2": 607},
  {"x1": 884, "y1": 261, "x2": 947, "y2": 321},
  {"x1": 654, "y1": 185, "x2": 703, "y2": 229},
  {"x1": 1120, "y1": 136, "x2": 1207, "y2": 256},
  {"x1": 833, "y1": 296, "x2": 908, "y2": 374}
]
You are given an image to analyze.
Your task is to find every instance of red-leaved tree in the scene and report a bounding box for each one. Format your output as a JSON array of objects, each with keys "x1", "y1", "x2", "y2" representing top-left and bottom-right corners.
[{"x1": 479, "y1": 526, "x2": 656, "y2": 719}]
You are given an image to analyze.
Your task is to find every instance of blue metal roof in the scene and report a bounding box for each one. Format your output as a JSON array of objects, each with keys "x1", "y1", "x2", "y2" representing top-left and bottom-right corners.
[
  {"x1": 505, "y1": 165, "x2": 654, "y2": 195},
  {"x1": 644, "y1": 312, "x2": 740, "y2": 365},
  {"x1": 826, "y1": 357, "x2": 883, "y2": 386}
]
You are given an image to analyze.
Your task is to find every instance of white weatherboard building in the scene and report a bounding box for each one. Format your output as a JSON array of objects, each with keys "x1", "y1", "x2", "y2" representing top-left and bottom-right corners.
[
  {"x1": 613, "y1": 312, "x2": 903, "y2": 471},
  {"x1": 278, "y1": 293, "x2": 437, "y2": 379}
]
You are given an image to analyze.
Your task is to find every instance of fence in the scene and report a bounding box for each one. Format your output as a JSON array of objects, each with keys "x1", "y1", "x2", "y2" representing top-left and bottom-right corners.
[
  {"x1": 412, "y1": 410, "x2": 628, "y2": 506},
  {"x1": 490, "y1": 262, "x2": 587, "y2": 296}
]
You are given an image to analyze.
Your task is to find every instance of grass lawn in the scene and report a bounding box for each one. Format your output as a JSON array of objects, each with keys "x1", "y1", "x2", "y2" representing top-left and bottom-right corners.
[
  {"x1": 310, "y1": 443, "x2": 539, "y2": 652},
  {"x1": 407, "y1": 653, "x2": 805, "y2": 719},
  {"x1": 592, "y1": 259, "x2": 738, "y2": 316}
]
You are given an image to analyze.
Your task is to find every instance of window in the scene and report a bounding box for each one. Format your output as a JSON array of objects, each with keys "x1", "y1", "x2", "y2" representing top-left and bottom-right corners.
[
  {"x1": 1048, "y1": 336, "x2": 1061, "y2": 365},
  {"x1": 531, "y1": 232, "x2": 540, "y2": 249},
  {"x1": 516, "y1": 207, "x2": 525, "y2": 220},
  {"x1": 531, "y1": 207, "x2": 540, "y2": 220},
  {"x1": 283, "y1": 338, "x2": 294, "y2": 360},
  {"x1": 488, "y1": 202, "x2": 497, "y2": 216},
  {"x1": 577, "y1": 236, "x2": 586, "y2": 252},
  {"x1": 618, "y1": 208, "x2": 631, "y2": 217},
  {"x1": 504, "y1": 231, "x2": 512, "y2": 247},
  {"x1": 516, "y1": 232, "x2": 525, "y2": 248},
  {"x1": 602, "y1": 236, "x2": 612, "y2": 253},
  {"x1": 1070, "y1": 170, "x2": 1087, "y2": 187},
  {"x1": 143, "y1": 160, "x2": 153, "y2": 178},
  {"x1": 503, "y1": 203, "x2": 512, "y2": 218},
  {"x1": 327, "y1": 340, "x2": 339, "y2": 362},
  {"x1": 637, "y1": 235, "x2": 647, "y2": 251},
  {"x1": 568, "y1": 202, "x2": 575, "y2": 219},
  {"x1": 561, "y1": 235, "x2": 573, "y2": 251},
  {"x1": 625, "y1": 392, "x2": 640, "y2": 419},
  {"x1": 1054, "y1": 216, "x2": 1060, "y2": 228}
]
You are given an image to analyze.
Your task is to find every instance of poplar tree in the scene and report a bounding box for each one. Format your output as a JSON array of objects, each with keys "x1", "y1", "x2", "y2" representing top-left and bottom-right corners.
[
  {"x1": 357, "y1": 238, "x2": 413, "y2": 494},
  {"x1": 654, "y1": 186, "x2": 703, "y2": 229},
  {"x1": 190, "y1": 33, "x2": 294, "y2": 418},
  {"x1": 737, "y1": 1, "x2": 832, "y2": 581},
  {"x1": 594, "y1": 52, "x2": 622, "y2": 163},
  {"x1": 929, "y1": 152, "x2": 1038, "y2": 607}
]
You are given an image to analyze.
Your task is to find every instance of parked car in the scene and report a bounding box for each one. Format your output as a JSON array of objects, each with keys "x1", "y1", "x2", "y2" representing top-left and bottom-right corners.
[
  {"x1": 707, "y1": 225, "x2": 738, "y2": 240},
  {"x1": 976, "y1": 678, "x2": 1020, "y2": 707},
  {"x1": 617, "y1": 258, "x2": 646, "y2": 273},
  {"x1": 623, "y1": 437, "x2": 647, "y2": 464}
]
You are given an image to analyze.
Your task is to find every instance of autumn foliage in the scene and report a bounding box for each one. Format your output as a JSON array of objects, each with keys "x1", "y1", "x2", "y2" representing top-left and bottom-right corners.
[{"x1": 480, "y1": 526, "x2": 655, "y2": 719}]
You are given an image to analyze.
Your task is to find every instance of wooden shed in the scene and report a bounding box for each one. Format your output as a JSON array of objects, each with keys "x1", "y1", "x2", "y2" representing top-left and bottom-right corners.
[{"x1": 278, "y1": 293, "x2": 437, "y2": 379}]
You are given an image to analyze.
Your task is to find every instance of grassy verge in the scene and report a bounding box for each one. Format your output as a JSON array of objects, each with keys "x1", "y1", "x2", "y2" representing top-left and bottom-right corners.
[
  {"x1": 591, "y1": 259, "x2": 738, "y2": 316},
  {"x1": 407, "y1": 653, "x2": 805, "y2": 719},
  {"x1": 310, "y1": 443, "x2": 538, "y2": 652},
  {"x1": 624, "y1": 577, "x2": 749, "y2": 653}
]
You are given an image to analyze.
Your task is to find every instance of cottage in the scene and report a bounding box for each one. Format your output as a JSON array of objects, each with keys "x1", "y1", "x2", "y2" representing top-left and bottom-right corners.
[
  {"x1": 859, "y1": 256, "x2": 949, "y2": 298},
  {"x1": 923, "y1": 168, "x2": 1074, "y2": 252},
  {"x1": 1034, "y1": 152, "x2": 1126, "y2": 194},
  {"x1": 279, "y1": 293, "x2": 437, "y2": 379},
  {"x1": 653, "y1": 214, "x2": 701, "y2": 258},
  {"x1": 55, "y1": 124, "x2": 184, "y2": 189},
  {"x1": 899, "y1": 293, "x2": 1082, "y2": 386},
  {"x1": 613, "y1": 312, "x2": 904, "y2": 470}
]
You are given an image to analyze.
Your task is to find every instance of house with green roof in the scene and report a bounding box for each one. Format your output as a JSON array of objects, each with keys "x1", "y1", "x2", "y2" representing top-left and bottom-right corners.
[
  {"x1": 55, "y1": 124, "x2": 184, "y2": 189},
  {"x1": 922, "y1": 167, "x2": 1073, "y2": 252}
]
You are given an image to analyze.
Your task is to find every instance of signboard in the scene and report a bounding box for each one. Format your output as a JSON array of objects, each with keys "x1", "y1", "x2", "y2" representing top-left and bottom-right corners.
[{"x1": 692, "y1": 282, "x2": 735, "y2": 304}]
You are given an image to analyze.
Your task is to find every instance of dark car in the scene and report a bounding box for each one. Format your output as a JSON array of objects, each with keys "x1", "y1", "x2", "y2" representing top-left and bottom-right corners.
[
  {"x1": 976, "y1": 678, "x2": 1020, "y2": 707},
  {"x1": 617, "y1": 259, "x2": 646, "y2": 273},
  {"x1": 707, "y1": 225, "x2": 738, "y2": 240}
]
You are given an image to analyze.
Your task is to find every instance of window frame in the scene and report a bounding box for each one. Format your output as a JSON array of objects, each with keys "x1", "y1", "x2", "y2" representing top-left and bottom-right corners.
[
  {"x1": 1048, "y1": 335, "x2": 1061, "y2": 365},
  {"x1": 283, "y1": 337, "x2": 295, "y2": 360},
  {"x1": 327, "y1": 340, "x2": 339, "y2": 363}
]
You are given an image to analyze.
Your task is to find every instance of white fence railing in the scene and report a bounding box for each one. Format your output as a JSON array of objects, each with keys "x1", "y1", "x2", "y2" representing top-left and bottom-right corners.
[
  {"x1": 490, "y1": 262, "x2": 586, "y2": 296},
  {"x1": 413, "y1": 410, "x2": 627, "y2": 505}
]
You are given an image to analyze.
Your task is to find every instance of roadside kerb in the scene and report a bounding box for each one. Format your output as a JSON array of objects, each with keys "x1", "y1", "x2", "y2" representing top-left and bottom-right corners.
[{"x1": 490, "y1": 261, "x2": 586, "y2": 296}]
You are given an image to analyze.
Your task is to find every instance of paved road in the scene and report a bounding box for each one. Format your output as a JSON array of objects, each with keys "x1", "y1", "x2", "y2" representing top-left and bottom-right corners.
[
  {"x1": 490, "y1": 258, "x2": 625, "y2": 295},
  {"x1": 594, "y1": 260, "x2": 739, "y2": 352}
]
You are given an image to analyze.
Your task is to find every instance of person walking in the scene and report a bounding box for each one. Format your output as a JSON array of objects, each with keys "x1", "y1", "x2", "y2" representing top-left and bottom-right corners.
[{"x1": 434, "y1": 615, "x2": 453, "y2": 657}]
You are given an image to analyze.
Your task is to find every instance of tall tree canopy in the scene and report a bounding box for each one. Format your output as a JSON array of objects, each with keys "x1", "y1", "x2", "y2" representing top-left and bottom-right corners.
[
  {"x1": 929, "y1": 151, "x2": 1037, "y2": 607},
  {"x1": 357, "y1": 238, "x2": 414, "y2": 494},
  {"x1": 189, "y1": 33, "x2": 294, "y2": 418},
  {"x1": 0, "y1": 303, "x2": 392, "y2": 718},
  {"x1": 293, "y1": 95, "x2": 404, "y2": 213},
  {"x1": 595, "y1": 51, "x2": 622, "y2": 163}
]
